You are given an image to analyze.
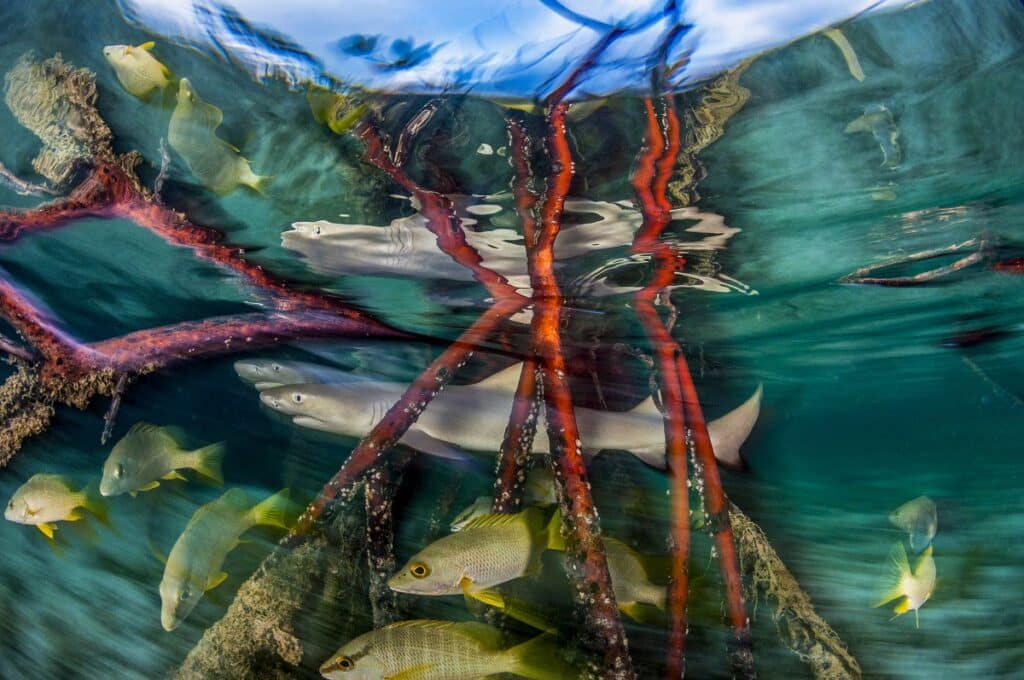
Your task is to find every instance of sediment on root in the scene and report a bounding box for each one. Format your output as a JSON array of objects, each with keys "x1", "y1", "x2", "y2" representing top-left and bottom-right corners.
[{"x1": 729, "y1": 503, "x2": 862, "y2": 680}]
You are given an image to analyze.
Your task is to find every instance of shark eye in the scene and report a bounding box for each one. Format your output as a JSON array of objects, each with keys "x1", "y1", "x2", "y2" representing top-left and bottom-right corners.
[
  {"x1": 272, "y1": 364, "x2": 281, "y2": 373},
  {"x1": 292, "y1": 393, "x2": 303, "y2": 404},
  {"x1": 410, "y1": 562, "x2": 430, "y2": 578}
]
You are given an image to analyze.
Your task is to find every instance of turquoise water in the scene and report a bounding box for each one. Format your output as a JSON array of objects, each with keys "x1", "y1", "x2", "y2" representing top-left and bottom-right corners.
[{"x1": 1, "y1": 0, "x2": 1023, "y2": 678}]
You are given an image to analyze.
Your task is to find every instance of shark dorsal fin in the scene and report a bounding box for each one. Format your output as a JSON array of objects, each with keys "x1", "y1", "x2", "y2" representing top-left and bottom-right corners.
[{"x1": 474, "y1": 363, "x2": 525, "y2": 391}]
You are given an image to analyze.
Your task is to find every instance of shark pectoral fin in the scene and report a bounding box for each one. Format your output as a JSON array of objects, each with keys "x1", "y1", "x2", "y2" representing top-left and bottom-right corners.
[
  {"x1": 162, "y1": 471, "x2": 187, "y2": 481},
  {"x1": 36, "y1": 523, "x2": 57, "y2": 539},
  {"x1": 707, "y1": 384, "x2": 763, "y2": 468},
  {"x1": 138, "y1": 481, "x2": 161, "y2": 492},
  {"x1": 398, "y1": 429, "x2": 470, "y2": 461},
  {"x1": 206, "y1": 571, "x2": 229, "y2": 591}
]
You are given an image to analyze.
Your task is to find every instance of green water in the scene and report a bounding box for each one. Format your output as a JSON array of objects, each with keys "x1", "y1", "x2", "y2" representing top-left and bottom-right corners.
[{"x1": 1, "y1": 0, "x2": 1023, "y2": 678}]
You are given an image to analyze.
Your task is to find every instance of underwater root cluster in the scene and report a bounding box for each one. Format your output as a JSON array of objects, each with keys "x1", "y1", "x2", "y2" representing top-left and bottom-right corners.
[
  {"x1": 731, "y1": 504, "x2": 862, "y2": 680},
  {"x1": 0, "y1": 50, "x2": 865, "y2": 680}
]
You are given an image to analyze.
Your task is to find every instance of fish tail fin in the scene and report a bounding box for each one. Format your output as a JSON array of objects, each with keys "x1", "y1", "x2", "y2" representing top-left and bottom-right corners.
[
  {"x1": 250, "y1": 488, "x2": 291, "y2": 529},
  {"x1": 241, "y1": 165, "x2": 272, "y2": 196},
  {"x1": 190, "y1": 442, "x2": 226, "y2": 485},
  {"x1": 506, "y1": 633, "x2": 576, "y2": 680},
  {"x1": 707, "y1": 383, "x2": 763, "y2": 468},
  {"x1": 544, "y1": 508, "x2": 565, "y2": 551},
  {"x1": 79, "y1": 481, "x2": 111, "y2": 528},
  {"x1": 873, "y1": 542, "x2": 911, "y2": 608},
  {"x1": 620, "y1": 601, "x2": 667, "y2": 625}
]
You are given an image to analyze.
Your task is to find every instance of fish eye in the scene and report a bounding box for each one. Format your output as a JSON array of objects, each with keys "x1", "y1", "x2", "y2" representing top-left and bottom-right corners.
[
  {"x1": 179, "y1": 588, "x2": 191, "y2": 602},
  {"x1": 410, "y1": 562, "x2": 430, "y2": 578},
  {"x1": 292, "y1": 393, "x2": 303, "y2": 403},
  {"x1": 6, "y1": 501, "x2": 11, "y2": 510},
  {"x1": 115, "y1": 463, "x2": 125, "y2": 478},
  {"x1": 336, "y1": 656, "x2": 354, "y2": 671}
]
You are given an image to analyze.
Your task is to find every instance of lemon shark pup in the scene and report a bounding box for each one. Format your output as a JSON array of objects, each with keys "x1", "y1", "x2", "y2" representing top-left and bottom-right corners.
[{"x1": 242, "y1": 360, "x2": 762, "y2": 468}]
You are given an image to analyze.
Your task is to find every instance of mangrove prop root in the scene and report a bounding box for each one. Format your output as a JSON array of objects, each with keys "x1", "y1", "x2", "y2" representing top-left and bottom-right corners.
[
  {"x1": 729, "y1": 504, "x2": 862, "y2": 680},
  {"x1": 527, "y1": 103, "x2": 634, "y2": 679},
  {"x1": 490, "y1": 356, "x2": 540, "y2": 514},
  {"x1": 174, "y1": 497, "x2": 369, "y2": 680},
  {"x1": 364, "y1": 449, "x2": 413, "y2": 628},
  {"x1": 0, "y1": 53, "x2": 414, "y2": 463},
  {"x1": 630, "y1": 97, "x2": 691, "y2": 679}
]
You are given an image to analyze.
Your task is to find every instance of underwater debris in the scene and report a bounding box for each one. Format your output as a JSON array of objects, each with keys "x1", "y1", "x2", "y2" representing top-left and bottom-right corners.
[
  {"x1": 730, "y1": 504, "x2": 862, "y2": 680},
  {"x1": 3, "y1": 52, "x2": 140, "y2": 186}
]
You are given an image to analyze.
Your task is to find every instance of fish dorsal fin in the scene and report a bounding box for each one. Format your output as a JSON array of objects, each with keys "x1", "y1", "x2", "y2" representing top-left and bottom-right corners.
[
  {"x1": 873, "y1": 542, "x2": 911, "y2": 608},
  {"x1": 474, "y1": 363, "x2": 525, "y2": 391},
  {"x1": 138, "y1": 41, "x2": 156, "y2": 51},
  {"x1": 127, "y1": 422, "x2": 161, "y2": 436},
  {"x1": 460, "y1": 510, "x2": 529, "y2": 531}
]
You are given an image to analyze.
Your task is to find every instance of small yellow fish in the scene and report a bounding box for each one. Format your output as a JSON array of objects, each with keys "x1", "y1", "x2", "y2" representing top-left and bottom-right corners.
[
  {"x1": 389, "y1": 506, "x2": 559, "y2": 599},
  {"x1": 160, "y1": 487, "x2": 289, "y2": 631},
  {"x1": 4, "y1": 474, "x2": 107, "y2": 540},
  {"x1": 874, "y1": 543, "x2": 936, "y2": 628},
  {"x1": 168, "y1": 78, "x2": 269, "y2": 195},
  {"x1": 889, "y1": 496, "x2": 937, "y2": 553},
  {"x1": 319, "y1": 619, "x2": 570, "y2": 680},
  {"x1": 102, "y1": 41, "x2": 173, "y2": 98},
  {"x1": 604, "y1": 537, "x2": 668, "y2": 622},
  {"x1": 101, "y1": 423, "x2": 224, "y2": 497},
  {"x1": 306, "y1": 86, "x2": 368, "y2": 135}
]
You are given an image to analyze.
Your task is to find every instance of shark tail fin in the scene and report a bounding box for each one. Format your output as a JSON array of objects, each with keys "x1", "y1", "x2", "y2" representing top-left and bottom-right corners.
[
  {"x1": 250, "y1": 488, "x2": 291, "y2": 530},
  {"x1": 707, "y1": 383, "x2": 763, "y2": 468}
]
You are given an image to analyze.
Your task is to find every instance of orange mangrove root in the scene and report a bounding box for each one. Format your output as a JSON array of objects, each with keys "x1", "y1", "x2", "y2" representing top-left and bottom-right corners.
[
  {"x1": 630, "y1": 97, "x2": 692, "y2": 680},
  {"x1": 524, "y1": 103, "x2": 634, "y2": 679}
]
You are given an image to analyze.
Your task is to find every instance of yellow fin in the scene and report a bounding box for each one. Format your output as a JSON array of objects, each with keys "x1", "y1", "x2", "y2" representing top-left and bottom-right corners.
[
  {"x1": 914, "y1": 545, "x2": 934, "y2": 573},
  {"x1": 249, "y1": 488, "x2": 290, "y2": 529},
  {"x1": 129, "y1": 491, "x2": 137, "y2": 498},
  {"x1": 138, "y1": 480, "x2": 160, "y2": 492},
  {"x1": 823, "y1": 29, "x2": 865, "y2": 82},
  {"x1": 544, "y1": 508, "x2": 565, "y2": 551},
  {"x1": 65, "y1": 509, "x2": 83, "y2": 521},
  {"x1": 138, "y1": 41, "x2": 156, "y2": 51},
  {"x1": 874, "y1": 542, "x2": 911, "y2": 608},
  {"x1": 162, "y1": 471, "x2": 187, "y2": 481},
  {"x1": 79, "y1": 481, "x2": 110, "y2": 526},
  {"x1": 189, "y1": 442, "x2": 225, "y2": 485},
  {"x1": 506, "y1": 632, "x2": 576, "y2": 680},
  {"x1": 206, "y1": 571, "x2": 229, "y2": 591},
  {"x1": 466, "y1": 585, "x2": 556, "y2": 634},
  {"x1": 461, "y1": 508, "x2": 533, "y2": 531},
  {"x1": 36, "y1": 523, "x2": 56, "y2": 539}
]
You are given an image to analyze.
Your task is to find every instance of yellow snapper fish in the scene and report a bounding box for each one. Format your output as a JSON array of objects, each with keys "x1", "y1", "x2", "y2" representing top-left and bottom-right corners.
[
  {"x1": 874, "y1": 543, "x2": 936, "y2": 628},
  {"x1": 306, "y1": 85, "x2": 368, "y2": 135},
  {"x1": 889, "y1": 495, "x2": 937, "y2": 553},
  {"x1": 389, "y1": 507, "x2": 559, "y2": 607},
  {"x1": 102, "y1": 41, "x2": 173, "y2": 98},
  {"x1": 319, "y1": 619, "x2": 568, "y2": 680},
  {"x1": 4, "y1": 474, "x2": 107, "y2": 540},
  {"x1": 168, "y1": 78, "x2": 269, "y2": 195},
  {"x1": 160, "y1": 487, "x2": 289, "y2": 631},
  {"x1": 100, "y1": 423, "x2": 224, "y2": 497}
]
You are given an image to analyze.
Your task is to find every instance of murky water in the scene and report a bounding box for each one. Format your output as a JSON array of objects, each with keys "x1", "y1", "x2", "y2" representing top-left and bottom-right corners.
[{"x1": 0, "y1": 0, "x2": 1023, "y2": 678}]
